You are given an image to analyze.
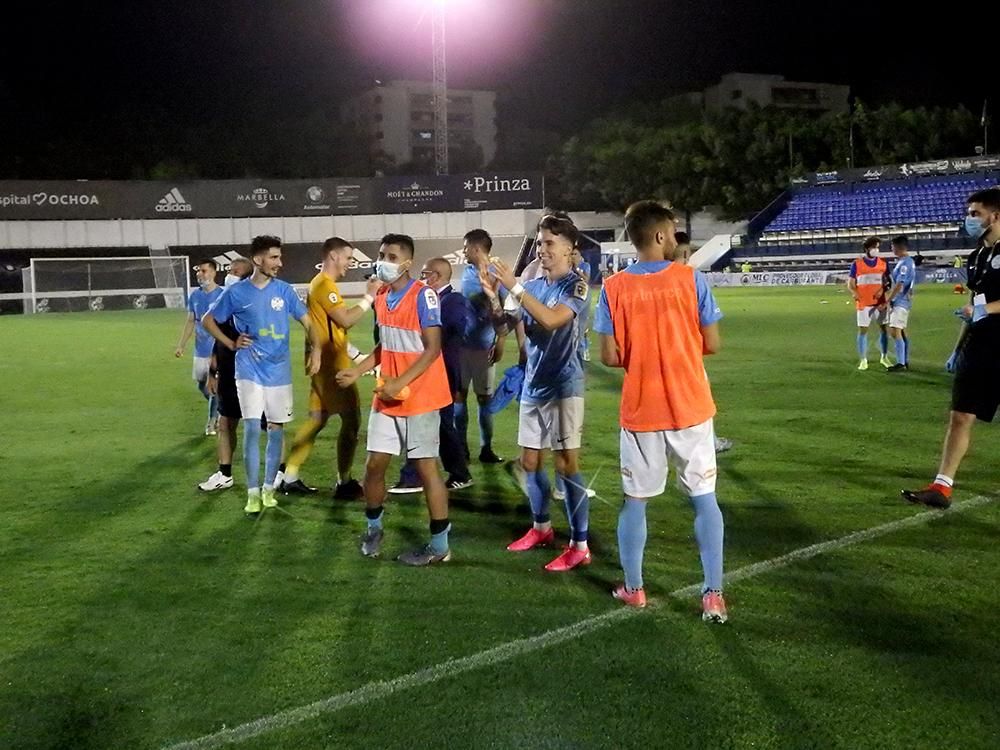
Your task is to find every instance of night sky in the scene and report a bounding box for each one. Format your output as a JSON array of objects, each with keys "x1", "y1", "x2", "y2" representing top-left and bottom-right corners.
[{"x1": 0, "y1": 0, "x2": 981, "y2": 176}]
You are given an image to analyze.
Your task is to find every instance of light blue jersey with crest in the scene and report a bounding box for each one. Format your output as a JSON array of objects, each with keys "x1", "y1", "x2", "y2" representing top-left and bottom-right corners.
[
  {"x1": 521, "y1": 271, "x2": 589, "y2": 404},
  {"x1": 206, "y1": 278, "x2": 307, "y2": 387},
  {"x1": 187, "y1": 286, "x2": 224, "y2": 358},
  {"x1": 890, "y1": 256, "x2": 916, "y2": 310}
]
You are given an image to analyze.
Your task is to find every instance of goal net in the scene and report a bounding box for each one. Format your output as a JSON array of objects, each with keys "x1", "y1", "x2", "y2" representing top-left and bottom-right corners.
[{"x1": 27, "y1": 256, "x2": 190, "y2": 314}]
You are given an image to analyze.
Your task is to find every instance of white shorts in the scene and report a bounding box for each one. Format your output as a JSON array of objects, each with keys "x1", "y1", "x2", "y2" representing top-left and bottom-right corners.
[
  {"x1": 888, "y1": 306, "x2": 910, "y2": 329},
  {"x1": 367, "y1": 410, "x2": 441, "y2": 459},
  {"x1": 518, "y1": 398, "x2": 585, "y2": 451},
  {"x1": 459, "y1": 348, "x2": 495, "y2": 397},
  {"x1": 620, "y1": 419, "x2": 718, "y2": 498},
  {"x1": 192, "y1": 356, "x2": 211, "y2": 382},
  {"x1": 856, "y1": 306, "x2": 887, "y2": 328},
  {"x1": 236, "y1": 380, "x2": 294, "y2": 424}
]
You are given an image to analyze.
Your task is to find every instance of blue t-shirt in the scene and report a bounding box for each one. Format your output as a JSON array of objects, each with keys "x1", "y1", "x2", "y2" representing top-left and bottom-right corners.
[
  {"x1": 206, "y1": 278, "x2": 308, "y2": 387},
  {"x1": 384, "y1": 278, "x2": 442, "y2": 328},
  {"x1": 460, "y1": 264, "x2": 505, "y2": 350},
  {"x1": 521, "y1": 271, "x2": 589, "y2": 404},
  {"x1": 890, "y1": 256, "x2": 916, "y2": 310},
  {"x1": 593, "y1": 261, "x2": 723, "y2": 336},
  {"x1": 187, "y1": 286, "x2": 224, "y2": 358}
]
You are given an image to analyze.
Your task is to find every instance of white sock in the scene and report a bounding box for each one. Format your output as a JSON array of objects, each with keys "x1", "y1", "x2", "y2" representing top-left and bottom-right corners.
[
  {"x1": 572, "y1": 540, "x2": 589, "y2": 551},
  {"x1": 247, "y1": 488, "x2": 261, "y2": 497},
  {"x1": 533, "y1": 521, "x2": 552, "y2": 532},
  {"x1": 263, "y1": 484, "x2": 273, "y2": 492},
  {"x1": 283, "y1": 468, "x2": 298, "y2": 483},
  {"x1": 934, "y1": 474, "x2": 954, "y2": 488}
]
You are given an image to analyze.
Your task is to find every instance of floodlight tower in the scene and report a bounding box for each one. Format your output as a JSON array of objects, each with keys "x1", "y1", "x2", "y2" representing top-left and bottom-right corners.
[{"x1": 431, "y1": 0, "x2": 449, "y2": 174}]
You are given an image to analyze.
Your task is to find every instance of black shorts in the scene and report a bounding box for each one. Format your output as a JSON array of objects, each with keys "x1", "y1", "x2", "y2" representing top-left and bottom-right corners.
[
  {"x1": 951, "y1": 338, "x2": 1000, "y2": 422},
  {"x1": 217, "y1": 372, "x2": 242, "y2": 420}
]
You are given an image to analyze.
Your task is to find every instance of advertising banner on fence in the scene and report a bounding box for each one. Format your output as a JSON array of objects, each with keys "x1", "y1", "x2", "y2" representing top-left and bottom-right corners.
[
  {"x1": 0, "y1": 172, "x2": 543, "y2": 221},
  {"x1": 791, "y1": 155, "x2": 1000, "y2": 188}
]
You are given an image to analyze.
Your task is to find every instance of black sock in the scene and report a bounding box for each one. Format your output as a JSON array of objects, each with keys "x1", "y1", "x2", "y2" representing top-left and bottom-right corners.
[
  {"x1": 365, "y1": 505, "x2": 384, "y2": 520},
  {"x1": 279, "y1": 462, "x2": 286, "y2": 472},
  {"x1": 430, "y1": 518, "x2": 450, "y2": 535},
  {"x1": 220, "y1": 464, "x2": 232, "y2": 478}
]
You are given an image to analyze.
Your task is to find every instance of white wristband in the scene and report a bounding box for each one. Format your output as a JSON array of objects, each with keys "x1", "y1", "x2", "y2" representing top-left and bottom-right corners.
[
  {"x1": 357, "y1": 295, "x2": 373, "y2": 312},
  {"x1": 511, "y1": 283, "x2": 525, "y2": 300}
]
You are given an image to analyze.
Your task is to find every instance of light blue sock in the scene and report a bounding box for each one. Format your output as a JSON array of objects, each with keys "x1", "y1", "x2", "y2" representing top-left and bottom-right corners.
[
  {"x1": 454, "y1": 401, "x2": 469, "y2": 449},
  {"x1": 903, "y1": 335, "x2": 910, "y2": 363},
  {"x1": 561, "y1": 472, "x2": 589, "y2": 542},
  {"x1": 264, "y1": 427, "x2": 283, "y2": 486},
  {"x1": 617, "y1": 497, "x2": 647, "y2": 591},
  {"x1": 879, "y1": 329, "x2": 889, "y2": 357},
  {"x1": 478, "y1": 406, "x2": 495, "y2": 451},
  {"x1": 526, "y1": 471, "x2": 551, "y2": 523},
  {"x1": 894, "y1": 336, "x2": 906, "y2": 365},
  {"x1": 554, "y1": 473, "x2": 566, "y2": 496},
  {"x1": 690, "y1": 492, "x2": 724, "y2": 592},
  {"x1": 856, "y1": 333, "x2": 867, "y2": 358},
  {"x1": 242, "y1": 418, "x2": 262, "y2": 490},
  {"x1": 207, "y1": 394, "x2": 218, "y2": 421},
  {"x1": 365, "y1": 507, "x2": 384, "y2": 531},
  {"x1": 430, "y1": 523, "x2": 451, "y2": 554},
  {"x1": 197, "y1": 379, "x2": 210, "y2": 400}
]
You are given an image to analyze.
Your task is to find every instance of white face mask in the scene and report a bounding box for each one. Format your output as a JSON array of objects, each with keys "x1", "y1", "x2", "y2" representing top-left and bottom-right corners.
[
  {"x1": 376, "y1": 260, "x2": 404, "y2": 283},
  {"x1": 224, "y1": 274, "x2": 242, "y2": 287},
  {"x1": 866, "y1": 248, "x2": 879, "y2": 258}
]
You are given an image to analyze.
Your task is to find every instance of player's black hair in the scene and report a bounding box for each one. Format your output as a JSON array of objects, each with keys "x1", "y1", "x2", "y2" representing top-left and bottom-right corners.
[
  {"x1": 891, "y1": 235, "x2": 909, "y2": 247},
  {"x1": 380, "y1": 233, "x2": 415, "y2": 257},
  {"x1": 968, "y1": 187, "x2": 1000, "y2": 213},
  {"x1": 463, "y1": 228, "x2": 492, "y2": 251},
  {"x1": 625, "y1": 200, "x2": 676, "y2": 249},
  {"x1": 862, "y1": 236, "x2": 880, "y2": 251},
  {"x1": 537, "y1": 210, "x2": 580, "y2": 248},
  {"x1": 196, "y1": 258, "x2": 218, "y2": 270},
  {"x1": 250, "y1": 235, "x2": 282, "y2": 257},
  {"x1": 674, "y1": 231, "x2": 691, "y2": 245}
]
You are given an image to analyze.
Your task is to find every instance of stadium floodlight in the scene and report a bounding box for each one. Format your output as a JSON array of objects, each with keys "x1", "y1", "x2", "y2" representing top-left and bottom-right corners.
[{"x1": 431, "y1": 0, "x2": 448, "y2": 175}]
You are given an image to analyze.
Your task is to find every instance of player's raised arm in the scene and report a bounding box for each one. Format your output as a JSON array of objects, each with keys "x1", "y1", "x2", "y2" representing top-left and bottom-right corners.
[{"x1": 491, "y1": 258, "x2": 578, "y2": 331}]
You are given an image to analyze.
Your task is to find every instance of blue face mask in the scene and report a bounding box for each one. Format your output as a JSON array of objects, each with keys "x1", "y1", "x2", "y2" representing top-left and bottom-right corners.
[{"x1": 965, "y1": 215, "x2": 985, "y2": 238}]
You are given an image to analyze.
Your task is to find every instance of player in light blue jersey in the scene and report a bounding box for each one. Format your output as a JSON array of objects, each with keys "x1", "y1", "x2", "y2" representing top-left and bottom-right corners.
[
  {"x1": 203, "y1": 236, "x2": 321, "y2": 515},
  {"x1": 174, "y1": 259, "x2": 224, "y2": 435},
  {"x1": 457, "y1": 229, "x2": 508, "y2": 465},
  {"x1": 486, "y1": 212, "x2": 593, "y2": 572},
  {"x1": 885, "y1": 235, "x2": 916, "y2": 372}
]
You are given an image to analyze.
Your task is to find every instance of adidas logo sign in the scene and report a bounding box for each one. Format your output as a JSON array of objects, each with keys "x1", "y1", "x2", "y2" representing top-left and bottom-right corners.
[
  {"x1": 349, "y1": 248, "x2": 375, "y2": 270},
  {"x1": 210, "y1": 250, "x2": 246, "y2": 272},
  {"x1": 155, "y1": 187, "x2": 192, "y2": 213}
]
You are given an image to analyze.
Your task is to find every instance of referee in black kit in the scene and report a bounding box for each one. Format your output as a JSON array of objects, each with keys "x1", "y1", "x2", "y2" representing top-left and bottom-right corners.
[{"x1": 903, "y1": 187, "x2": 1000, "y2": 508}]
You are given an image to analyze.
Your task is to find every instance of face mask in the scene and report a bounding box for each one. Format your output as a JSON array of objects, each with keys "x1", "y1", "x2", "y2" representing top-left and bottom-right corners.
[
  {"x1": 965, "y1": 215, "x2": 985, "y2": 238},
  {"x1": 866, "y1": 248, "x2": 879, "y2": 258},
  {"x1": 376, "y1": 260, "x2": 404, "y2": 283},
  {"x1": 224, "y1": 274, "x2": 242, "y2": 287},
  {"x1": 198, "y1": 278, "x2": 212, "y2": 288}
]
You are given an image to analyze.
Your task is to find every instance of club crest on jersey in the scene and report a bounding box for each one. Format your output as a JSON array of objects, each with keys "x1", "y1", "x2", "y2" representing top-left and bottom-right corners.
[
  {"x1": 328, "y1": 292, "x2": 340, "y2": 304},
  {"x1": 424, "y1": 289, "x2": 439, "y2": 309},
  {"x1": 271, "y1": 296, "x2": 285, "y2": 311},
  {"x1": 573, "y1": 280, "x2": 588, "y2": 300}
]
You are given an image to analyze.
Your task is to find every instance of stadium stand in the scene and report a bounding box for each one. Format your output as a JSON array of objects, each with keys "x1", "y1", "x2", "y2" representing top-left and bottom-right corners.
[{"x1": 722, "y1": 170, "x2": 1000, "y2": 272}]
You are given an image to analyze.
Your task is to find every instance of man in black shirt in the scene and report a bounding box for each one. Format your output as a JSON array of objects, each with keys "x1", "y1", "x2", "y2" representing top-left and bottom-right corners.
[
  {"x1": 199, "y1": 258, "x2": 254, "y2": 491},
  {"x1": 903, "y1": 188, "x2": 1000, "y2": 508}
]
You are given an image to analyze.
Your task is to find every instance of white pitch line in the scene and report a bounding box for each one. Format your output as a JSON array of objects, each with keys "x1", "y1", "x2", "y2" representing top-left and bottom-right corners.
[{"x1": 163, "y1": 495, "x2": 994, "y2": 750}]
